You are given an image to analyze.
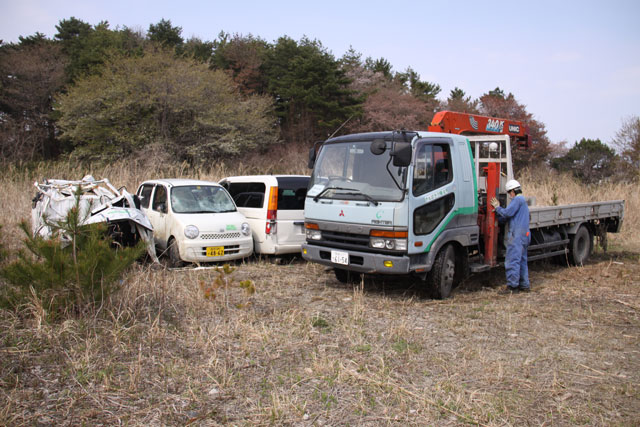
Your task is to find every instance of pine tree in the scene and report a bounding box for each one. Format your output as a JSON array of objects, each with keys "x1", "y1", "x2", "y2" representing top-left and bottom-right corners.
[{"x1": 1, "y1": 191, "x2": 144, "y2": 318}]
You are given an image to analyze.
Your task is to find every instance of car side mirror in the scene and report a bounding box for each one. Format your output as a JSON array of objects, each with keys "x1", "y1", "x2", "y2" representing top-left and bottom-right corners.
[{"x1": 391, "y1": 142, "x2": 412, "y2": 167}]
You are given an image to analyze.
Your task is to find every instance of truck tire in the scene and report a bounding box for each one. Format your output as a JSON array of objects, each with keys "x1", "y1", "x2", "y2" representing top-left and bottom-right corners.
[
  {"x1": 168, "y1": 238, "x2": 184, "y2": 268},
  {"x1": 334, "y1": 268, "x2": 361, "y2": 284},
  {"x1": 569, "y1": 225, "x2": 592, "y2": 266},
  {"x1": 426, "y1": 244, "x2": 456, "y2": 299}
]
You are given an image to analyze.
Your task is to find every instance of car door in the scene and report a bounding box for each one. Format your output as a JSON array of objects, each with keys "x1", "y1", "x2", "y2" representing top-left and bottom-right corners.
[
  {"x1": 147, "y1": 184, "x2": 169, "y2": 249},
  {"x1": 221, "y1": 180, "x2": 267, "y2": 245},
  {"x1": 274, "y1": 176, "x2": 309, "y2": 248}
]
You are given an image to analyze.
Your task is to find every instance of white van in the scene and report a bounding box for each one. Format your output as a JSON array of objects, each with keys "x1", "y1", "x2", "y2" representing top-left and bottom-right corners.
[
  {"x1": 219, "y1": 175, "x2": 310, "y2": 255},
  {"x1": 136, "y1": 179, "x2": 253, "y2": 267}
]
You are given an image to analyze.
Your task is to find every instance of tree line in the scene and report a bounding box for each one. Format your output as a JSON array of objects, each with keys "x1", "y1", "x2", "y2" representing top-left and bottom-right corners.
[{"x1": 0, "y1": 17, "x2": 637, "y2": 182}]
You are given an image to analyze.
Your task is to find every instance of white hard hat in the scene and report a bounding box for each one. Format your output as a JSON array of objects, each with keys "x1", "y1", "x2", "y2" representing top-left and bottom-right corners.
[{"x1": 505, "y1": 179, "x2": 521, "y2": 192}]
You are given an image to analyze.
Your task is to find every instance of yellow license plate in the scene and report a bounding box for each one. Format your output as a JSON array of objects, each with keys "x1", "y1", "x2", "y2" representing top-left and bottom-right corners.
[{"x1": 206, "y1": 246, "x2": 224, "y2": 257}]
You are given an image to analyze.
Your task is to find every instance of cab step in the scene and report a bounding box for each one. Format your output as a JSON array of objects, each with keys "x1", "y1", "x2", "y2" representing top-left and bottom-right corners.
[{"x1": 469, "y1": 263, "x2": 491, "y2": 273}]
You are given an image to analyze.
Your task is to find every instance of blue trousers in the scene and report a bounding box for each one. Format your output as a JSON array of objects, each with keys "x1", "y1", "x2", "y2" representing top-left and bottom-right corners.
[{"x1": 505, "y1": 231, "x2": 530, "y2": 289}]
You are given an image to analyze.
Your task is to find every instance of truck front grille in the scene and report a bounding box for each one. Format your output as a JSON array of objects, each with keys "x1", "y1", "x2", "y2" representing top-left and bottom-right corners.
[{"x1": 321, "y1": 230, "x2": 370, "y2": 248}]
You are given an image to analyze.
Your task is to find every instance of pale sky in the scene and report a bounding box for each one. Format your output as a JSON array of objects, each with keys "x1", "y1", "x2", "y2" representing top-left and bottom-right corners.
[{"x1": 2, "y1": 0, "x2": 639, "y2": 148}]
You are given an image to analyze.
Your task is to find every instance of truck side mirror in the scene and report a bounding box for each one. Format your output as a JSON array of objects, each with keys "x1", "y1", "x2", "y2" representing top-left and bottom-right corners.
[
  {"x1": 308, "y1": 147, "x2": 316, "y2": 169},
  {"x1": 391, "y1": 142, "x2": 412, "y2": 167},
  {"x1": 370, "y1": 139, "x2": 386, "y2": 155},
  {"x1": 308, "y1": 141, "x2": 324, "y2": 169}
]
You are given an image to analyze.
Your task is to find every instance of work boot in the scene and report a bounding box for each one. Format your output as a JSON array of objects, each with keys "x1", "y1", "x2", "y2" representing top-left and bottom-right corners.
[
  {"x1": 518, "y1": 286, "x2": 531, "y2": 293},
  {"x1": 499, "y1": 286, "x2": 520, "y2": 294}
]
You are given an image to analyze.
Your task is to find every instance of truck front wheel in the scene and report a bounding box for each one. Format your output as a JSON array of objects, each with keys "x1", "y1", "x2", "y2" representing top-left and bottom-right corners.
[
  {"x1": 334, "y1": 268, "x2": 361, "y2": 284},
  {"x1": 569, "y1": 225, "x2": 592, "y2": 266},
  {"x1": 426, "y1": 244, "x2": 456, "y2": 299}
]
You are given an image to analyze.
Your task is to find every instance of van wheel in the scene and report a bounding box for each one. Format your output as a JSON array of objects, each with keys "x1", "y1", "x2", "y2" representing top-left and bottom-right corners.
[
  {"x1": 426, "y1": 244, "x2": 456, "y2": 299},
  {"x1": 569, "y1": 226, "x2": 592, "y2": 266},
  {"x1": 334, "y1": 268, "x2": 361, "y2": 284},
  {"x1": 168, "y1": 238, "x2": 184, "y2": 268}
]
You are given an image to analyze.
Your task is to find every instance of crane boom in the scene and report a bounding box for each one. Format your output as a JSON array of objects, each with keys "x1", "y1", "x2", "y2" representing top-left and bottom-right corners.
[{"x1": 428, "y1": 110, "x2": 531, "y2": 149}]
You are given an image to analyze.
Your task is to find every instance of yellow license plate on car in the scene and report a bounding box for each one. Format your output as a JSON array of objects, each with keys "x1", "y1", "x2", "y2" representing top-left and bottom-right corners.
[{"x1": 206, "y1": 246, "x2": 224, "y2": 257}]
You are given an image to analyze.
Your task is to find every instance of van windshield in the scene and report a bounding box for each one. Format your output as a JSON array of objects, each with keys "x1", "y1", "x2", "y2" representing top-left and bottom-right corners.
[
  {"x1": 170, "y1": 186, "x2": 236, "y2": 214},
  {"x1": 309, "y1": 141, "x2": 405, "y2": 202}
]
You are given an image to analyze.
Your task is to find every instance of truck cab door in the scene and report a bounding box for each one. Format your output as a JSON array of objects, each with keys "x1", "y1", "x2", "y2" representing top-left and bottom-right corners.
[{"x1": 407, "y1": 137, "x2": 460, "y2": 255}]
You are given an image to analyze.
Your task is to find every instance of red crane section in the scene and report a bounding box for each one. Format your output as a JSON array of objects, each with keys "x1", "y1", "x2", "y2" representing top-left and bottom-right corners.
[{"x1": 428, "y1": 110, "x2": 531, "y2": 149}]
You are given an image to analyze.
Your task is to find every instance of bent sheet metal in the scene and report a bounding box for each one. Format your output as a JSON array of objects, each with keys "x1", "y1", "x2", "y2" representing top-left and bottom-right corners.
[{"x1": 31, "y1": 175, "x2": 159, "y2": 263}]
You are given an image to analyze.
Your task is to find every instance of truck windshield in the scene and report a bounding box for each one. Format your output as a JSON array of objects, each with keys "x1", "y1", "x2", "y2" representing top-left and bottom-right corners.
[
  {"x1": 171, "y1": 186, "x2": 236, "y2": 214},
  {"x1": 309, "y1": 141, "x2": 405, "y2": 202}
]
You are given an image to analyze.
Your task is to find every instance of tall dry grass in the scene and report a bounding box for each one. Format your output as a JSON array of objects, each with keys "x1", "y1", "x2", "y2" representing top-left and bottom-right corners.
[
  {"x1": 1, "y1": 147, "x2": 637, "y2": 251},
  {"x1": 519, "y1": 167, "x2": 639, "y2": 251},
  {"x1": 0, "y1": 143, "x2": 311, "y2": 251}
]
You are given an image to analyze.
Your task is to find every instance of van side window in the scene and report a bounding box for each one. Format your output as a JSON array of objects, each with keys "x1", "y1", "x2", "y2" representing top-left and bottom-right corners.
[
  {"x1": 152, "y1": 185, "x2": 167, "y2": 212},
  {"x1": 226, "y1": 183, "x2": 266, "y2": 208},
  {"x1": 138, "y1": 184, "x2": 154, "y2": 209}
]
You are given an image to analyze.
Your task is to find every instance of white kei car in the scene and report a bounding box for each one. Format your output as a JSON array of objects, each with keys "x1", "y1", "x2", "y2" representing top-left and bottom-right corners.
[{"x1": 136, "y1": 179, "x2": 253, "y2": 266}]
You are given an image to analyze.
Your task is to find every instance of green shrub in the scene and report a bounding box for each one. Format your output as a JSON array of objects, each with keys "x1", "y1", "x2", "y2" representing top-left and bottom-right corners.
[{"x1": 0, "y1": 196, "x2": 144, "y2": 319}]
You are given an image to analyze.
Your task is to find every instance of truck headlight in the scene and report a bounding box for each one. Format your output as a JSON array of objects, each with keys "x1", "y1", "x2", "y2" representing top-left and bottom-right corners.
[
  {"x1": 370, "y1": 237, "x2": 386, "y2": 249},
  {"x1": 306, "y1": 229, "x2": 322, "y2": 240},
  {"x1": 394, "y1": 239, "x2": 408, "y2": 251},
  {"x1": 184, "y1": 225, "x2": 199, "y2": 239},
  {"x1": 241, "y1": 222, "x2": 251, "y2": 236},
  {"x1": 371, "y1": 238, "x2": 406, "y2": 250},
  {"x1": 369, "y1": 230, "x2": 407, "y2": 251}
]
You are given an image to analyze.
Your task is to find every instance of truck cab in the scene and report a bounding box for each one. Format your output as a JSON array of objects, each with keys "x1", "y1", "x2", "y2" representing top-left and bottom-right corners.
[{"x1": 303, "y1": 131, "x2": 484, "y2": 296}]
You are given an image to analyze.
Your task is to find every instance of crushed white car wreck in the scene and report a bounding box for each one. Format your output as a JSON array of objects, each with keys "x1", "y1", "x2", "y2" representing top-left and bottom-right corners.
[{"x1": 31, "y1": 175, "x2": 158, "y2": 262}]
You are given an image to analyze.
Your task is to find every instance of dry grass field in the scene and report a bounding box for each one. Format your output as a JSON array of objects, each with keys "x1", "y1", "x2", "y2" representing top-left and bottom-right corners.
[{"x1": 0, "y1": 150, "x2": 638, "y2": 426}]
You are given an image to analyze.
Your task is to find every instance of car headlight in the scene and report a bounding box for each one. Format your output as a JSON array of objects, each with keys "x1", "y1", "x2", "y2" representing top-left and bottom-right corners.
[
  {"x1": 241, "y1": 222, "x2": 251, "y2": 236},
  {"x1": 184, "y1": 225, "x2": 199, "y2": 239}
]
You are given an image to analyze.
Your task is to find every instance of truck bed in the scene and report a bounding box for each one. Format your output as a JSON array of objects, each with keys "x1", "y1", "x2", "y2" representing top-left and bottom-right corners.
[{"x1": 529, "y1": 200, "x2": 624, "y2": 231}]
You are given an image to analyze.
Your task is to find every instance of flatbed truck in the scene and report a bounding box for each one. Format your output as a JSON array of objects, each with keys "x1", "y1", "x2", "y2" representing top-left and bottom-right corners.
[{"x1": 302, "y1": 127, "x2": 624, "y2": 298}]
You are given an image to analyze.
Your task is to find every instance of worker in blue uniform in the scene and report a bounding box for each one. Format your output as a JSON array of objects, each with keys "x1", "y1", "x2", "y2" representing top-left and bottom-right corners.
[{"x1": 491, "y1": 179, "x2": 531, "y2": 293}]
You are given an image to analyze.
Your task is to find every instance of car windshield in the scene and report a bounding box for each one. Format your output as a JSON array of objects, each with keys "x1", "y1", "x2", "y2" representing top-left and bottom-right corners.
[
  {"x1": 308, "y1": 140, "x2": 406, "y2": 202},
  {"x1": 170, "y1": 185, "x2": 236, "y2": 214}
]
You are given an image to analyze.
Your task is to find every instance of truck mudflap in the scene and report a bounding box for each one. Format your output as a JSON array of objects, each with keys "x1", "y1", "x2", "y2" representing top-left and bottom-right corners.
[{"x1": 302, "y1": 243, "x2": 410, "y2": 274}]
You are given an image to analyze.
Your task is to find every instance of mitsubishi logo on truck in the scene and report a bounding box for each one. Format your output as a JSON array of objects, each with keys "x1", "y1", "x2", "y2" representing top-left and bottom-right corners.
[{"x1": 339, "y1": 210, "x2": 345, "y2": 217}]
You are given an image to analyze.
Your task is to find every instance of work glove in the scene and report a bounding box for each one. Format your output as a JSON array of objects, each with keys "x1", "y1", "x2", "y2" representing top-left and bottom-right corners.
[{"x1": 490, "y1": 197, "x2": 499, "y2": 209}]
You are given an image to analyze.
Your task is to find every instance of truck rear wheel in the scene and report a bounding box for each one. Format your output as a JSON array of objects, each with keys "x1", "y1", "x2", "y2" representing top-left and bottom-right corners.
[
  {"x1": 569, "y1": 225, "x2": 592, "y2": 266},
  {"x1": 426, "y1": 244, "x2": 456, "y2": 299},
  {"x1": 334, "y1": 268, "x2": 361, "y2": 284}
]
